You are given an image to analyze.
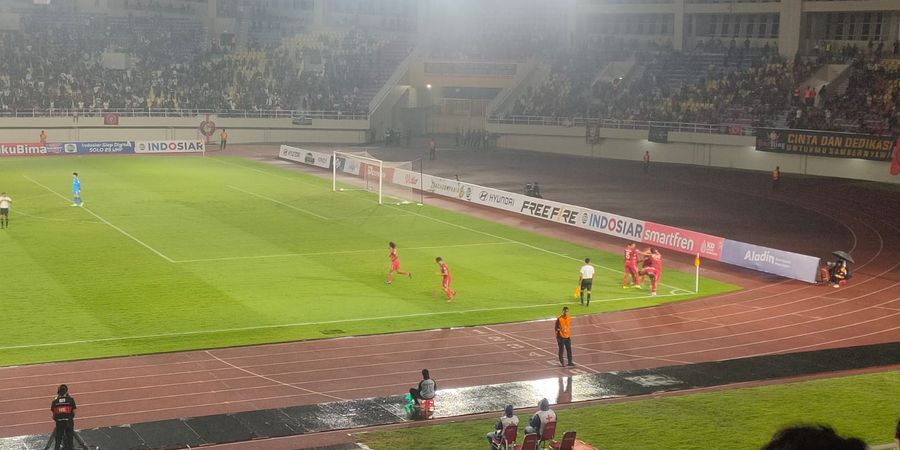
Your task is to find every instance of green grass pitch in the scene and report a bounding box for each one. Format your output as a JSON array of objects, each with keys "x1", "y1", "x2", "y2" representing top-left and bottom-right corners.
[
  {"x1": 0, "y1": 155, "x2": 738, "y2": 366},
  {"x1": 356, "y1": 370, "x2": 900, "y2": 450}
]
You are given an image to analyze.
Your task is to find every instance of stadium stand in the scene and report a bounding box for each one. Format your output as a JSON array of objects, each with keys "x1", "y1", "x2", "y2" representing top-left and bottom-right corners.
[
  {"x1": 0, "y1": 10, "x2": 409, "y2": 115},
  {"x1": 789, "y1": 58, "x2": 900, "y2": 136}
]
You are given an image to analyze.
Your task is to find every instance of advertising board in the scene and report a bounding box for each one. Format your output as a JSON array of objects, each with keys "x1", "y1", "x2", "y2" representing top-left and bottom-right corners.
[
  {"x1": 134, "y1": 140, "x2": 205, "y2": 154},
  {"x1": 278, "y1": 145, "x2": 332, "y2": 169},
  {"x1": 720, "y1": 240, "x2": 820, "y2": 283}
]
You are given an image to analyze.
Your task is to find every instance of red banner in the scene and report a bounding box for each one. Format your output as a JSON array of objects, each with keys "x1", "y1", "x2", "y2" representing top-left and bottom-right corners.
[{"x1": 641, "y1": 221, "x2": 724, "y2": 260}]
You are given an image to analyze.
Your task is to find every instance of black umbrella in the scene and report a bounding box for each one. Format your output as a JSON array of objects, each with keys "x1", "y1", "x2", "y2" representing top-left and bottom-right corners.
[{"x1": 832, "y1": 251, "x2": 855, "y2": 263}]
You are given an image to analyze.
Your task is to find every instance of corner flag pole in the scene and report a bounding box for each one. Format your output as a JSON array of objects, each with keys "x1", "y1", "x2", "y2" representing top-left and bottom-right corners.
[{"x1": 694, "y1": 253, "x2": 700, "y2": 293}]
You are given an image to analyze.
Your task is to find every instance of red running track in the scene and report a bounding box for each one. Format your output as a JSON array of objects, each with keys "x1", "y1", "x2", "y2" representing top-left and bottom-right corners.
[{"x1": 1, "y1": 154, "x2": 899, "y2": 439}]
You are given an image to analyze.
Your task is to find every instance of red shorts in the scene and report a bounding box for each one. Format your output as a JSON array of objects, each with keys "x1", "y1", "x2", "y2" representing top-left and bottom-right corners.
[
  {"x1": 625, "y1": 263, "x2": 639, "y2": 274},
  {"x1": 442, "y1": 277, "x2": 451, "y2": 288},
  {"x1": 642, "y1": 267, "x2": 659, "y2": 278},
  {"x1": 390, "y1": 260, "x2": 401, "y2": 271}
]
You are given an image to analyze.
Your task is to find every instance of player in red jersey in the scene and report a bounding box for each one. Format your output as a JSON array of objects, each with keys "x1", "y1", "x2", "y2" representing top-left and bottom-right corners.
[
  {"x1": 436, "y1": 256, "x2": 456, "y2": 302},
  {"x1": 386, "y1": 242, "x2": 411, "y2": 284},
  {"x1": 622, "y1": 242, "x2": 641, "y2": 289},
  {"x1": 639, "y1": 248, "x2": 663, "y2": 296}
]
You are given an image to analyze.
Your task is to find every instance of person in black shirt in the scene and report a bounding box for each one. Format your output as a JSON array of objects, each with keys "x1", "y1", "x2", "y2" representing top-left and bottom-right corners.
[{"x1": 47, "y1": 384, "x2": 87, "y2": 450}]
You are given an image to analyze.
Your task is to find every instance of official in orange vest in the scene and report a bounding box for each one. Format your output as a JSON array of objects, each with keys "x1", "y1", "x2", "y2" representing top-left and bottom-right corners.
[
  {"x1": 219, "y1": 129, "x2": 228, "y2": 151},
  {"x1": 555, "y1": 306, "x2": 573, "y2": 367},
  {"x1": 39, "y1": 130, "x2": 47, "y2": 146}
]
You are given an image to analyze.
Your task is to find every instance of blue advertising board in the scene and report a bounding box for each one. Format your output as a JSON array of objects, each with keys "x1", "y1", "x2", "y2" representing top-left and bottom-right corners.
[
  {"x1": 720, "y1": 239, "x2": 820, "y2": 283},
  {"x1": 72, "y1": 141, "x2": 135, "y2": 154},
  {"x1": 44, "y1": 141, "x2": 135, "y2": 154}
]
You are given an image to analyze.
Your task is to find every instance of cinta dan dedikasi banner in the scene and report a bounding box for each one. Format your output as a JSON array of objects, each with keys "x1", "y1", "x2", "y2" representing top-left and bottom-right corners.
[{"x1": 756, "y1": 128, "x2": 895, "y2": 161}]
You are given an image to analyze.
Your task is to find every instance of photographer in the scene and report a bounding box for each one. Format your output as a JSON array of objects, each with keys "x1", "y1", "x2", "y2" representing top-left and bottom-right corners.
[{"x1": 47, "y1": 385, "x2": 88, "y2": 450}]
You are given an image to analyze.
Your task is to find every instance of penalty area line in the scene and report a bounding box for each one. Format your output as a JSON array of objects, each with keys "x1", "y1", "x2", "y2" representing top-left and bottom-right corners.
[
  {"x1": 23, "y1": 175, "x2": 175, "y2": 263},
  {"x1": 0, "y1": 292, "x2": 692, "y2": 351},
  {"x1": 226, "y1": 185, "x2": 330, "y2": 220}
]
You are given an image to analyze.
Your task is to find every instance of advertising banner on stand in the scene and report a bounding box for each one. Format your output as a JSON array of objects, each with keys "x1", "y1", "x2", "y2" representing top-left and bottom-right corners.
[{"x1": 756, "y1": 128, "x2": 895, "y2": 161}]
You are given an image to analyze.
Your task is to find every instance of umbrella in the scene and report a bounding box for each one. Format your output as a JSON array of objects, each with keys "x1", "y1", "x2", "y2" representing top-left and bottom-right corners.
[{"x1": 832, "y1": 251, "x2": 855, "y2": 263}]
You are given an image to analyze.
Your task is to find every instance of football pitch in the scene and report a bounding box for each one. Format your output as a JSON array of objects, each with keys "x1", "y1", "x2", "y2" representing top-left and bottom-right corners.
[{"x1": 0, "y1": 155, "x2": 739, "y2": 366}]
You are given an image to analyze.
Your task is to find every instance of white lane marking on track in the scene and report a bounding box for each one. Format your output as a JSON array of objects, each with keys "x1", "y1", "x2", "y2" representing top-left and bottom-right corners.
[
  {"x1": 483, "y1": 326, "x2": 602, "y2": 374},
  {"x1": 204, "y1": 350, "x2": 345, "y2": 401},
  {"x1": 0, "y1": 292, "x2": 689, "y2": 351},
  {"x1": 24, "y1": 175, "x2": 175, "y2": 263}
]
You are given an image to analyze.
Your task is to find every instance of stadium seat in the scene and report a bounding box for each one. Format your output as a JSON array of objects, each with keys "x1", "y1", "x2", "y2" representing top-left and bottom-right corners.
[
  {"x1": 515, "y1": 433, "x2": 538, "y2": 450},
  {"x1": 538, "y1": 421, "x2": 557, "y2": 449},
  {"x1": 494, "y1": 424, "x2": 518, "y2": 450},
  {"x1": 550, "y1": 431, "x2": 576, "y2": 450}
]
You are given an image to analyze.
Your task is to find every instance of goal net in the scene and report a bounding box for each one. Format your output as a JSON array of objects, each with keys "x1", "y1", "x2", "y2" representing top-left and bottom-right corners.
[{"x1": 332, "y1": 150, "x2": 423, "y2": 205}]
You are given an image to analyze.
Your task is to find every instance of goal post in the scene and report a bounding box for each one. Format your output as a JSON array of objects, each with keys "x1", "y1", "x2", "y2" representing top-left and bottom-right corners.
[{"x1": 332, "y1": 150, "x2": 423, "y2": 205}]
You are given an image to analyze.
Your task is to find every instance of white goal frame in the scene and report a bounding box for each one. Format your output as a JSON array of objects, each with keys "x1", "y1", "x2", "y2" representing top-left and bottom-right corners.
[
  {"x1": 332, "y1": 150, "x2": 387, "y2": 204},
  {"x1": 332, "y1": 150, "x2": 424, "y2": 205}
]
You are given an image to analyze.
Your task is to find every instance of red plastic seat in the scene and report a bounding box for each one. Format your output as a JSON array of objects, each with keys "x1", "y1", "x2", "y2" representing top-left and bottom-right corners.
[
  {"x1": 550, "y1": 431, "x2": 576, "y2": 450},
  {"x1": 537, "y1": 421, "x2": 557, "y2": 449},
  {"x1": 495, "y1": 424, "x2": 518, "y2": 450},
  {"x1": 515, "y1": 433, "x2": 538, "y2": 450}
]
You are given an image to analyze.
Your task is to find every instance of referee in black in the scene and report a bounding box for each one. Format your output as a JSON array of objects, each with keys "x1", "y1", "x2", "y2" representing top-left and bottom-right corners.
[{"x1": 47, "y1": 384, "x2": 88, "y2": 450}]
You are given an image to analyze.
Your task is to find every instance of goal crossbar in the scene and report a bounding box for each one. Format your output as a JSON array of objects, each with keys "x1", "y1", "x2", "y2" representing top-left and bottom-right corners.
[{"x1": 332, "y1": 150, "x2": 421, "y2": 205}]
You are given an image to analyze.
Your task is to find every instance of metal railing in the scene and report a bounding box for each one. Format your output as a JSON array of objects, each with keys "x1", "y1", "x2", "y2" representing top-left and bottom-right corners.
[
  {"x1": 488, "y1": 115, "x2": 757, "y2": 136},
  {"x1": 0, "y1": 108, "x2": 368, "y2": 120}
]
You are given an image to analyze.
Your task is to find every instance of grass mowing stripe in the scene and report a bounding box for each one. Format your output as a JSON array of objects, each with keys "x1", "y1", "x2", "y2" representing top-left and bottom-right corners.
[
  {"x1": 0, "y1": 291, "x2": 692, "y2": 351},
  {"x1": 24, "y1": 174, "x2": 175, "y2": 262},
  {"x1": 0, "y1": 156, "x2": 737, "y2": 365},
  {"x1": 173, "y1": 241, "x2": 515, "y2": 263},
  {"x1": 227, "y1": 184, "x2": 330, "y2": 220}
]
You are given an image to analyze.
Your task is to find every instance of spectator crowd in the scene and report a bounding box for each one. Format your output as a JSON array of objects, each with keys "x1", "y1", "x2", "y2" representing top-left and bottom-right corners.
[
  {"x1": 505, "y1": 37, "x2": 900, "y2": 135},
  {"x1": 0, "y1": 11, "x2": 406, "y2": 115},
  {"x1": 788, "y1": 58, "x2": 900, "y2": 136}
]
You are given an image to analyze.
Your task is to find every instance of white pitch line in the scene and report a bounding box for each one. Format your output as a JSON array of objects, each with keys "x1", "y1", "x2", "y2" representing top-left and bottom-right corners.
[
  {"x1": 226, "y1": 184, "x2": 330, "y2": 220},
  {"x1": 206, "y1": 156, "x2": 322, "y2": 187},
  {"x1": 0, "y1": 292, "x2": 689, "y2": 351},
  {"x1": 173, "y1": 241, "x2": 516, "y2": 264},
  {"x1": 24, "y1": 175, "x2": 175, "y2": 263}
]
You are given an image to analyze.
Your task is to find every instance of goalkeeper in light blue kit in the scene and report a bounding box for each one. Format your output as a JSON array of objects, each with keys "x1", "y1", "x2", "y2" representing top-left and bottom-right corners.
[{"x1": 72, "y1": 172, "x2": 83, "y2": 207}]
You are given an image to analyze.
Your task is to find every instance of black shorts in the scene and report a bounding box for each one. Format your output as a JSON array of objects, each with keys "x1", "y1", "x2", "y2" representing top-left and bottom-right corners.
[
  {"x1": 580, "y1": 279, "x2": 593, "y2": 291},
  {"x1": 0, "y1": 208, "x2": 7, "y2": 216}
]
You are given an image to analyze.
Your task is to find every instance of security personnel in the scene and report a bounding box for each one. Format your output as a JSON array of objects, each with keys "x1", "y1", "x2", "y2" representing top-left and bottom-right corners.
[
  {"x1": 219, "y1": 129, "x2": 228, "y2": 150},
  {"x1": 49, "y1": 384, "x2": 80, "y2": 450},
  {"x1": 555, "y1": 307, "x2": 573, "y2": 367}
]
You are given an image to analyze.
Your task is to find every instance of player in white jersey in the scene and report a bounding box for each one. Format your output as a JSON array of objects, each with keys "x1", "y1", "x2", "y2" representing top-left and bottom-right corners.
[
  {"x1": 0, "y1": 192, "x2": 11, "y2": 229},
  {"x1": 578, "y1": 258, "x2": 595, "y2": 306}
]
